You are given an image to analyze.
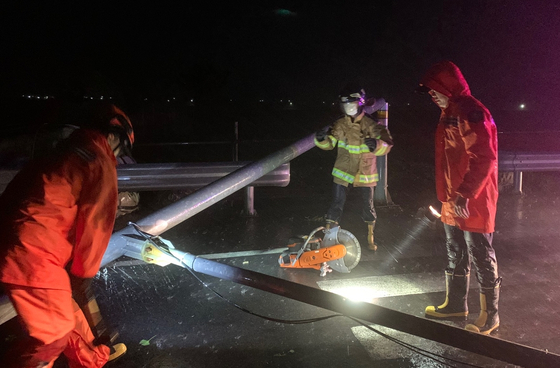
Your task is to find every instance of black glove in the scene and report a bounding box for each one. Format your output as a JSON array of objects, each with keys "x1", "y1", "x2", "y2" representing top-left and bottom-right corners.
[
  {"x1": 69, "y1": 274, "x2": 94, "y2": 307},
  {"x1": 315, "y1": 126, "x2": 330, "y2": 142},
  {"x1": 364, "y1": 138, "x2": 377, "y2": 152},
  {"x1": 69, "y1": 274, "x2": 119, "y2": 346}
]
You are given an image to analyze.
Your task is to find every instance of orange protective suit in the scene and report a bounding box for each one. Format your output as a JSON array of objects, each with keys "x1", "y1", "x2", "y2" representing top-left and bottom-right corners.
[{"x1": 0, "y1": 128, "x2": 118, "y2": 367}]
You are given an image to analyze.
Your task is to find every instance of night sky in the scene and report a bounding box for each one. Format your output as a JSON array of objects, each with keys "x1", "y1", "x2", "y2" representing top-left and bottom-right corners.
[{"x1": 1, "y1": 1, "x2": 560, "y2": 115}]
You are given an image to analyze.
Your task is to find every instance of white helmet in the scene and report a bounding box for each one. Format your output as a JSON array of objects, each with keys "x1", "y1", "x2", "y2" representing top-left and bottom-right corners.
[{"x1": 339, "y1": 88, "x2": 366, "y2": 117}]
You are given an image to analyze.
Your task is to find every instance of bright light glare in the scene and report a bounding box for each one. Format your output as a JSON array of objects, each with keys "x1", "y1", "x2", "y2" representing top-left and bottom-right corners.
[
  {"x1": 519, "y1": 104, "x2": 525, "y2": 109},
  {"x1": 331, "y1": 286, "x2": 376, "y2": 303},
  {"x1": 429, "y1": 205, "x2": 441, "y2": 218}
]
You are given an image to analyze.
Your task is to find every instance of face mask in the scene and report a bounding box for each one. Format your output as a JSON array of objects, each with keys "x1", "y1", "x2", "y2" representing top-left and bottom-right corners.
[{"x1": 340, "y1": 101, "x2": 360, "y2": 116}]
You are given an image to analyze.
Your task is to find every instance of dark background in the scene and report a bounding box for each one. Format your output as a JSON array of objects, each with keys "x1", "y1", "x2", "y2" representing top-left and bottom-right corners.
[{"x1": 1, "y1": 1, "x2": 560, "y2": 145}]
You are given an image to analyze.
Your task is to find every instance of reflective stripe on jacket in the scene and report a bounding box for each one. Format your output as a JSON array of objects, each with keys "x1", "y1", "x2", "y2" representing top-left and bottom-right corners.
[
  {"x1": 422, "y1": 61, "x2": 498, "y2": 233},
  {"x1": 0, "y1": 129, "x2": 118, "y2": 289},
  {"x1": 314, "y1": 114, "x2": 393, "y2": 187}
]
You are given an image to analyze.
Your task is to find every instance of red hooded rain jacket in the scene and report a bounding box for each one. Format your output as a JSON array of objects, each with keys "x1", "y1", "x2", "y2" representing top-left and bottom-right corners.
[{"x1": 421, "y1": 61, "x2": 498, "y2": 233}]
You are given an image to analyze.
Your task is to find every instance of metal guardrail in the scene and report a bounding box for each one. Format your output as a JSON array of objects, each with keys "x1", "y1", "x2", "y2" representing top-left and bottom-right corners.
[
  {"x1": 1, "y1": 162, "x2": 290, "y2": 203},
  {"x1": 116, "y1": 162, "x2": 290, "y2": 191},
  {"x1": 498, "y1": 151, "x2": 560, "y2": 172},
  {"x1": 1, "y1": 162, "x2": 290, "y2": 194},
  {"x1": 498, "y1": 151, "x2": 560, "y2": 194}
]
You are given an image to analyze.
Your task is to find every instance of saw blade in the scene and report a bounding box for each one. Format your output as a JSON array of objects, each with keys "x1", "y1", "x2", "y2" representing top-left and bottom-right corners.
[{"x1": 323, "y1": 228, "x2": 361, "y2": 273}]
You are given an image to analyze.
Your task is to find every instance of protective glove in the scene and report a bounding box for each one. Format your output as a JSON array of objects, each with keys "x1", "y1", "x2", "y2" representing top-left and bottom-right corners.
[
  {"x1": 69, "y1": 274, "x2": 119, "y2": 346},
  {"x1": 70, "y1": 274, "x2": 94, "y2": 307},
  {"x1": 364, "y1": 138, "x2": 377, "y2": 152},
  {"x1": 315, "y1": 126, "x2": 330, "y2": 142},
  {"x1": 454, "y1": 194, "x2": 470, "y2": 219}
]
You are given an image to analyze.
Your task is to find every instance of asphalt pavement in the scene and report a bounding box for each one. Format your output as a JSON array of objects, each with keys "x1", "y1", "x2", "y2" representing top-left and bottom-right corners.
[{"x1": 3, "y1": 144, "x2": 560, "y2": 368}]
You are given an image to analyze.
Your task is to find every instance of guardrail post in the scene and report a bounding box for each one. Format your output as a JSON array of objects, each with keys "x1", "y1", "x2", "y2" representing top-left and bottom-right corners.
[
  {"x1": 514, "y1": 171, "x2": 523, "y2": 194},
  {"x1": 233, "y1": 121, "x2": 239, "y2": 162},
  {"x1": 243, "y1": 186, "x2": 258, "y2": 217},
  {"x1": 233, "y1": 121, "x2": 258, "y2": 216},
  {"x1": 374, "y1": 102, "x2": 394, "y2": 206}
]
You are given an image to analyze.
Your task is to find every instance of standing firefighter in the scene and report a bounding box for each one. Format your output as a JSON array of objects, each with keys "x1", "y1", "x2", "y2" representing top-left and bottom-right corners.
[
  {"x1": 417, "y1": 60, "x2": 501, "y2": 335},
  {"x1": 0, "y1": 102, "x2": 134, "y2": 367},
  {"x1": 315, "y1": 86, "x2": 393, "y2": 251}
]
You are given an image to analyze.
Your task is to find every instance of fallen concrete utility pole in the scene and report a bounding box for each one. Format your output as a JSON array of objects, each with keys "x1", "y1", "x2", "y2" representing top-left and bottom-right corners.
[{"x1": 102, "y1": 133, "x2": 317, "y2": 265}]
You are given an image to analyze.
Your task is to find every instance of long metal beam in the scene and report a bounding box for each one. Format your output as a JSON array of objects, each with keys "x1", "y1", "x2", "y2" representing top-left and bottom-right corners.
[{"x1": 116, "y1": 162, "x2": 290, "y2": 191}]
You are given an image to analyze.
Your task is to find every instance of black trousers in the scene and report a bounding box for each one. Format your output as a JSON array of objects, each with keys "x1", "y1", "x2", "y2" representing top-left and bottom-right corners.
[
  {"x1": 443, "y1": 223, "x2": 499, "y2": 287},
  {"x1": 325, "y1": 182, "x2": 376, "y2": 224}
]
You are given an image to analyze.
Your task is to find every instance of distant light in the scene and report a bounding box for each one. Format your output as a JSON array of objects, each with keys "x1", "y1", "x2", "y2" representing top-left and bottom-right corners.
[
  {"x1": 519, "y1": 104, "x2": 525, "y2": 109},
  {"x1": 144, "y1": 98, "x2": 148, "y2": 101},
  {"x1": 289, "y1": 102, "x2": 293, "y2": 105},
  {"x1": 101, "y1": 96, "x2": 104, "y2": 100}
]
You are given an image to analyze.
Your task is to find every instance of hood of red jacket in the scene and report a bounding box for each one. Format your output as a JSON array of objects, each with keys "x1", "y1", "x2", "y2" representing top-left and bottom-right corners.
[{"x1": 420, "y1": 61, "x2": 471, "y2": 98}]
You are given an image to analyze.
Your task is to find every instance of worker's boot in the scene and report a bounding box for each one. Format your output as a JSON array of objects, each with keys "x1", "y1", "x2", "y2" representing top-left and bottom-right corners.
[
  {"x1": 367, "y1": 221, "x2": 377, "y2": 251},
  {"x1": 325, "y1": 219, "x2": 338, "y2": 230},
  {"x1": 108, "y1": 343, "x2": 127, "y2": 363},
  {"x1": 465, "y1": 278, "x2": 501, "y2": 335},
  {"x1": 425, "y1": 270, "x2": 469, "y2": 319}
]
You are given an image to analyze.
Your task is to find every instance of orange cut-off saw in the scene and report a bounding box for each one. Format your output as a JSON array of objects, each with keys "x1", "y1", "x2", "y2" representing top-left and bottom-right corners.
[{"x1": 278, "y1": 226, "x2": 361, "y2": 276}]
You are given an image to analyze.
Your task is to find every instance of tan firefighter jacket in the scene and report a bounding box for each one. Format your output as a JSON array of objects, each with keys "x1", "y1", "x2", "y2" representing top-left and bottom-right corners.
[{"x1": 315, "y1": 114, "x2": 393, "y2": 187}]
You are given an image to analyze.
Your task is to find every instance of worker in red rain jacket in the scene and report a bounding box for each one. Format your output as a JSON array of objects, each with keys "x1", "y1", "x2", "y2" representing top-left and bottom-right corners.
[
  {"x1": 417, "y1": 61, "x2": 501, "y2": 335},
  {"x1": 0, "y1": 102, "x2": 134, "y2": 367}
]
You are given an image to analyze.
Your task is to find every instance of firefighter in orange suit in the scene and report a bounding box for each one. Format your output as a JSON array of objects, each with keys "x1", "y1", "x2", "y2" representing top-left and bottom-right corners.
[
  {"x1": 417, "y1": 61, "x2": 501, "y2": 335},
  {"x1": 315, "y1": 85, "x2": 393, "y2": 251},
  {"x1": 0, "y1": 102, "x2": 134, "y2": 367}
]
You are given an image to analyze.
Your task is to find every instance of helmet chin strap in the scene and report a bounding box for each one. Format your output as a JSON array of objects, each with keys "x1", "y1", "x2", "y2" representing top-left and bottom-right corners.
[{"x1": 112, "y1": 143, "x2": 122, "y2": 157}]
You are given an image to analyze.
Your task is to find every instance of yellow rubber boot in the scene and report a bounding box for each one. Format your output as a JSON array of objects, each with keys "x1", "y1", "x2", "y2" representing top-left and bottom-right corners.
[
  {"x1": 108, "y1": 343, "x2": 127, "y2": 362},
  {"x1": 465, "y1": 279, "x2": 501, "y2": 335},
  {"x1": 425, "y1": 271, "x2": 469, "y2": 319},
  {"x1": 325, "y1": 219, "x2": 338, "y2": 230},
  {"x1": 367, "y1": 222, "x2": 377, "y2": 251}
]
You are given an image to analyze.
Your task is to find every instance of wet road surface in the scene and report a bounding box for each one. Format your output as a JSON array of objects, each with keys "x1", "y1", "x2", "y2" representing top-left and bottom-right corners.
[{"x1": 3, "y1": 148, "x2": 560, "y2": 367}]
